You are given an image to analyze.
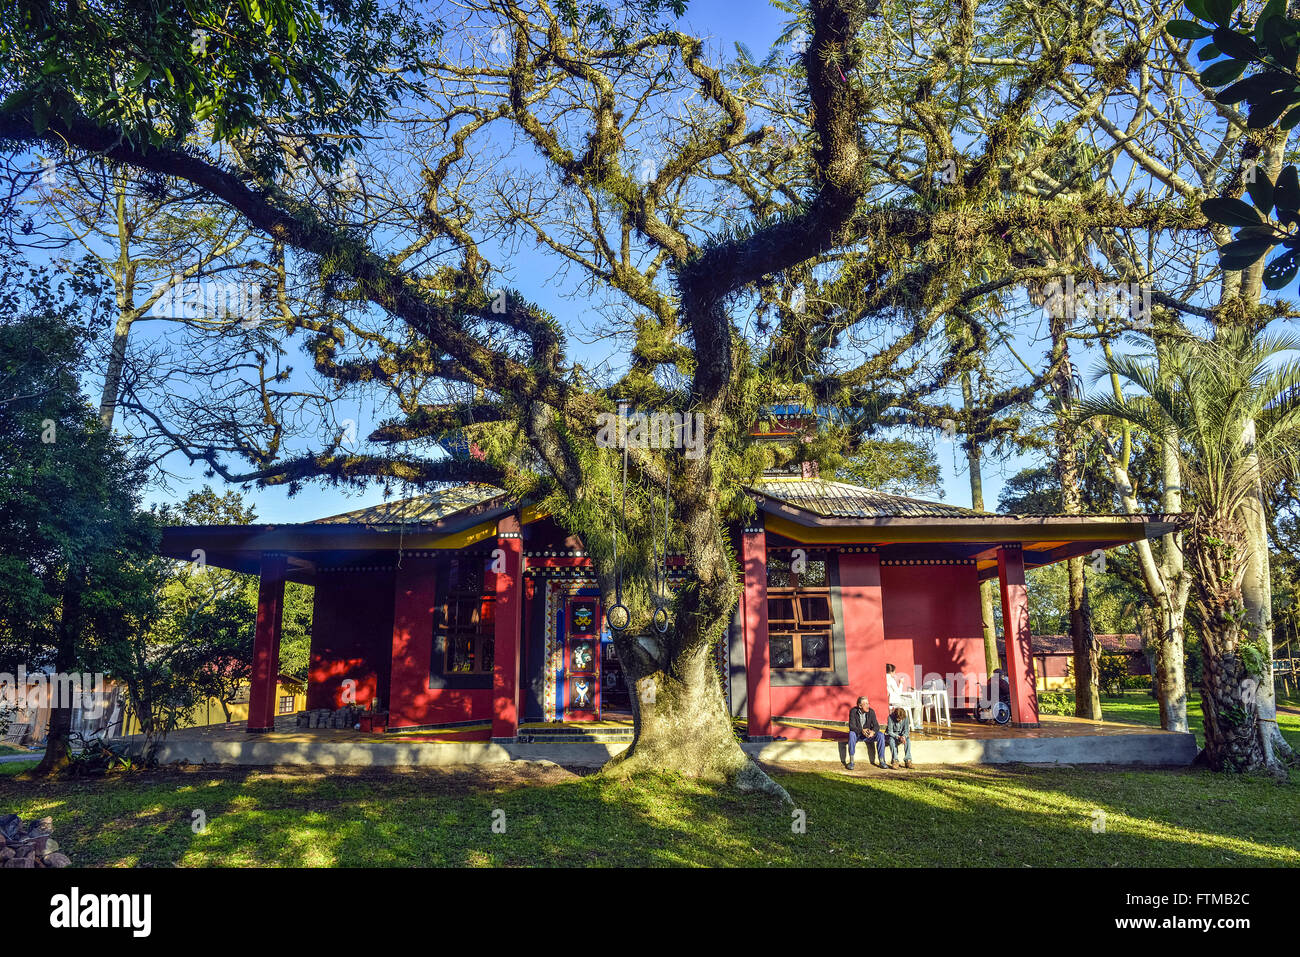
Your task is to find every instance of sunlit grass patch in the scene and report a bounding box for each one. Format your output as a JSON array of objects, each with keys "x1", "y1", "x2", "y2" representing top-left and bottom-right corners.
[{"x1": 0, "y1": 759, "x2": 1293, "y2": 867}]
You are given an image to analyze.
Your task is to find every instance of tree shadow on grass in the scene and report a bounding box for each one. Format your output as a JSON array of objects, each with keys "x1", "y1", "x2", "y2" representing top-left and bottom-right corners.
[{"x1": 0, "y1": 762, "x2": 1294, "y2": 867}]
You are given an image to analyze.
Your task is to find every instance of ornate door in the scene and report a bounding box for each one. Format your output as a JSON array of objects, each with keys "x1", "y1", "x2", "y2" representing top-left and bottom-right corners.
[{"x1": 564, "y1": 597, "x2": 601, "y2": 720}]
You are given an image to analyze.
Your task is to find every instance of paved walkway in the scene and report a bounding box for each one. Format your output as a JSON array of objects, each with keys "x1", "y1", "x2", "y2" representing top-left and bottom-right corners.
[{"x1": 0, "y1": 752, "x2": 42, "y2": 764}]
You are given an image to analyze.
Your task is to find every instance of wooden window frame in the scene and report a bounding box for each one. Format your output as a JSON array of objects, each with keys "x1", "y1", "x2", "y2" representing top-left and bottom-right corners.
[
  {"x1": 767, "y1": 550, "x2": 835, "y2": 672},
  {"x1": 439, "y1": 557, "x2": 497, "y2": 676}
]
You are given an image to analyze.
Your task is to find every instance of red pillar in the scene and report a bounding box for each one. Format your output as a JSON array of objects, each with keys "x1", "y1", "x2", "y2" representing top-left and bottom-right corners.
[
  {"x1": 248, "y1": 553, "x2": 287, "y2": 733},
  {"x1": 390, "y1": 557, "x2": 436, "y2": 730},
  {"x1": 491, "y1": 514, "x2": 524, "y2": 741},
  {"x1": 741, "y1": 524, "x2": 773, "y2": 739},
  {"x1": 839, "y1": 550, "x2": 888, "y2": 718},
  {"x1": 997, "y1": 545, "x2": 1040, "y2": 727}
]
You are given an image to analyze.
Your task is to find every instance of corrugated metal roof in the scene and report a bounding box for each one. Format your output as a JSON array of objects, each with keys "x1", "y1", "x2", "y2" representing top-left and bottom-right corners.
[
  {"x1": 997, "y1": 634, "x2": 1143, "y2": 655},
  {"x1": 309, "y1": 483, "x2": 506, "y2": 525},
  {"x1": 751, "y1": 478, "x2": 985, "y2": 519}
]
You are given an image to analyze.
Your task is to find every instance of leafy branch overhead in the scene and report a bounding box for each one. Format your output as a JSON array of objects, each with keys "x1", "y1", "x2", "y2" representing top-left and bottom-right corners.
[{"x1": 1176, "y1": 0, "x2": 1300, "y2": 286}]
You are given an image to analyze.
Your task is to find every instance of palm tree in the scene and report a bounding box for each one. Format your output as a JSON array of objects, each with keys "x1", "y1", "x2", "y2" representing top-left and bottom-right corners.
[{"x1": 1078, "y1": 324, "x2": 1300, "y2": 772}]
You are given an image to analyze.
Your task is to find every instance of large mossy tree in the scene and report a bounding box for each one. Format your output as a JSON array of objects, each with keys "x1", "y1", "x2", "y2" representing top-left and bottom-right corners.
[{"x1": 1, "y1": 0, "x2": 1212, "y2": 790}]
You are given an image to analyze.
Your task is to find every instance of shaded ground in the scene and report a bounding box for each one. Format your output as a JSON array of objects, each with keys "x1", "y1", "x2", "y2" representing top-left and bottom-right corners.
[{"x1": 0, "y1": 759, "x2": 1295, "y2": 867}]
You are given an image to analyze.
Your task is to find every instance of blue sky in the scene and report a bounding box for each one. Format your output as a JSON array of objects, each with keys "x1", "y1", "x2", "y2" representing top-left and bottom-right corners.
[
  {"x1": 46, "y1": 0, "x2": 1048, "y2": 524},
  {"x1": 154, "y1": 0, "x2": 1033, "y2": 523}
]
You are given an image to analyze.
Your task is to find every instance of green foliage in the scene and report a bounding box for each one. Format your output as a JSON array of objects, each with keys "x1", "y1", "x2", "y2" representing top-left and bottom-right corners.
[
  {"x1": 1176, "y1": 0, "x2": 1300, "y2": 285},
  {"x1": 1036, "y1": 690, "x2": 1073, "y2": 716},
  {"x1": 1098, "y1": 651, "x2": 1129, "y2": 696},
  {"x1": 0, "y1": 258, "x2": 149, "y2": 669},
  {"x1": 65, "y1": 735, "x2": 139, "y2": 776},
  {"x1": 0, "y1": 0, "x2": 437, "y2": 180},
  {"x1": 835, "y1": 438, "x2": 942, "y2": 497}
]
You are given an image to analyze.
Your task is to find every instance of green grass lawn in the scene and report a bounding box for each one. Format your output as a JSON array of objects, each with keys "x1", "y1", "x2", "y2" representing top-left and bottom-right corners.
[
  {"x1": 1100, "y1": 690, "x2": 1300, "y2": 751},
  {"x1": 0, "y1": 762, "x2": 1296, "y2": 867},
  {"x1": 0, "y1": 694, "x2": 1294, "y2": 867}
]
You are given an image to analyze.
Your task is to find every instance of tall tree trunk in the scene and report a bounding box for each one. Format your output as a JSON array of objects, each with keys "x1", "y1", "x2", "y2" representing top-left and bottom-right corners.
[
  {"x1": 98, "y1": 309, "x2": 134, "y2": 428},
  {"x1": 1067, "y1": 556, "x2": 1100, "y2": 716},
  {"x1": 1241, "y1": 447, "x2": 1293, "y2": 764},
  {"x1": 1048, "y1": 313, "x2": 1100, "y2": 717},
  {"x1": 1189, "y1": 516, "x2": 1270, "y2": 771},
  {"x1": 1224, "y1": 129, "x2": 1293, "y2": 764},
  {"x1": 1153, "y1": 603, "x2": 1189, "y2": 732},
  {"x1": 33, "y1": 578, "x2": 82, "y2": 776},
  {"x1": 962, "y1": 373, "x2": 1000, "y2": 676},
  {"x1": 98, "y1": 175, "x2": 136, "y2": 429}
]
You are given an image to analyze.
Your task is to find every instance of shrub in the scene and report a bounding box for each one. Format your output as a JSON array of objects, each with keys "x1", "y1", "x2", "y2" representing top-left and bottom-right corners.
[
  {"x1": 1099, "y1": 653, "x2": 1129, "y2": 696},
  {"x1": 1037, "y1": 690, "x2": 1073, "y2": 715}
]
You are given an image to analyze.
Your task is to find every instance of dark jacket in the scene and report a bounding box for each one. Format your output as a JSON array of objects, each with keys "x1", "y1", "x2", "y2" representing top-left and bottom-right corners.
[{"x1": 848, "y1": 706, "x2": 879, "y2": 736}]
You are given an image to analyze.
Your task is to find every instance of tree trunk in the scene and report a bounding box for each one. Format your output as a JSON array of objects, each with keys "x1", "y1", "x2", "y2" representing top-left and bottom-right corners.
[
  {"x1": 1241, "y1": 461, "x2": 1294, "y2": 764},
  {"x1": 962, "y1": 423, "x2": 1000, "y2": 675},
  {"x1": 1068, "y1": 555, "x2": 1101, "y2": 717},
  {"x1": 98, "y1": 174, "x2": 136, "y2": 429},
  {"x1": 1049, "y1": 313, "x2": 1100, "y2": 717},
  {"x1": 596, "y1": 469, "x2": 789, "y2": 801},
  {"x1": 1153, "y1": 604, "x2": 1189, "y2": 733},
  {"x1": 1200, "y1": 614, "x2": 1266, "y2": 772},
  {"x1": 97, "y1": 309, "x2": 134, "y2": 428},
  {"x1": 33, "y1": 579, "x2": 82, "y2": 776},
  {"x1": 1188, "y1": 516, "x2": 1271, "y2": 771}
]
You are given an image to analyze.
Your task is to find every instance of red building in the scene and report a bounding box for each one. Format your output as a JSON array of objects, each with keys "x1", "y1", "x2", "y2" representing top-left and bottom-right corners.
[
  {"x1": 998, "y1": 633, "x2": 1151, "y2": 690},
  {"x1": 159, "y1": 477, "x2": 1173, "y2": 741}
]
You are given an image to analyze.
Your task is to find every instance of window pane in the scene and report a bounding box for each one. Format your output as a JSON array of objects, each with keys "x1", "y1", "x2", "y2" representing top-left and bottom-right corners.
[
  {"x1": 462, "y1": 559, "x2": 485, "y2": 595},
  {"x1": 771, "y1": 636, "x2": 795, "y2": 668},
  {"x1": 766, "y1": 555, "x2": 792, "y2": 588},
  {"x1": 801, "y1": 558, "x2": 828, "y2": 587},
  {"x1": 801, "y1": 634, "x2": 830, "y2": 669},
  {"x1": 447, "y1": 635, "x2": 475, "y2": 672},
  {"x1": 768, "y1": 597, "x2": 796, "y2": 623},
  {"x1": 798, "y1": 595, "x2": 832, "y2": 625},
  {"x1": 480, "y1": 636, "x2": 495, "y2": 673}
]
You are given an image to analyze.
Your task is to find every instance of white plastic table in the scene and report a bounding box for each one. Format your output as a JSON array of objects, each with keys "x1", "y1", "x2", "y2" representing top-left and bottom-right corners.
[{"x1": 919, "y1": 686, "x2": 951, "y2": 728}]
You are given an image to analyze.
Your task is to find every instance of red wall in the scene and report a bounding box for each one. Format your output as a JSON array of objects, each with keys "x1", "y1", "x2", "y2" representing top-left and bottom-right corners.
[
  {"x1": 769, "y1": 558, "x2": 986, "y2": 725},
  {"x1": 769, "y1": 552, "x2": 888, "y2": 725},
  {"x1": 387, "y1": 557, "x2": 493, "y2": 729},
  {"x1": 882, "y1": 563, "x2": 985, "y2": 708},
  {"x1": 308, "y1": 569, "x2": 395, "y2": 712}
]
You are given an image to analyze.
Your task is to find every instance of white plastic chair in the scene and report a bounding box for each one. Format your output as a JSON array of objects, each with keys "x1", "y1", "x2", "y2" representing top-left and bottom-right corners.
[{"x1": 888, "y1": 674, "x2": 925, "y2": 731}]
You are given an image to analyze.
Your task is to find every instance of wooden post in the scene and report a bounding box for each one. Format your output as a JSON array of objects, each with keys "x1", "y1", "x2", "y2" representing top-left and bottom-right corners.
[
  {"x1": 741, "y1": 524, "x2": 773, "y2": 739},
  {"x1": 997, "y1": 545, "x2": 1040, "y2": 727},
  {"x1": 491, "y1": 515, "x2": 524, "y2": 741}
]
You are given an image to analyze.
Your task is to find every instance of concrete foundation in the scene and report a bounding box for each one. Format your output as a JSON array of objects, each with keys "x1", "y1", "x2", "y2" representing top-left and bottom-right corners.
[{"x1": 128, "y1": 728, "x2": 1196, "y2": 769}]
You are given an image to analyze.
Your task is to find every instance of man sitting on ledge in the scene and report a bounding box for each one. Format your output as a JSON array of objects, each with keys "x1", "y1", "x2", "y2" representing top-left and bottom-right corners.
[{"x1": 846, "y1": 696, "x2": 886, "y2": 770}]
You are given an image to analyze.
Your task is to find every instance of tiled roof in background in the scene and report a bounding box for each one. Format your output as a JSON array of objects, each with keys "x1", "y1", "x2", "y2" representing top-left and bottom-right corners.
[
  {"x1": 310, "y1": 484, "x2": 506, "y2": 525},
  {"x1": 997, "y1": 634, "x2": 1144, "y2": 656},
  {"x1": 751, "y1": 478, "x2": 985, "y2": 519}
]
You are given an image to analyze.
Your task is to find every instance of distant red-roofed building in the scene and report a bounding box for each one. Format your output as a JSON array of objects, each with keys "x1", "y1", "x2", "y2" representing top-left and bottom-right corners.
[{"x1": 997, "y1": 634, "x2": 1149, "y2": 691}]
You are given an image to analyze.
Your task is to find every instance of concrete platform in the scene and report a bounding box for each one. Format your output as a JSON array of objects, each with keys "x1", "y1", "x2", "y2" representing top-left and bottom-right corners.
[{"x1": 118, "y1": 717, "x2": 1197, "y2": 769}]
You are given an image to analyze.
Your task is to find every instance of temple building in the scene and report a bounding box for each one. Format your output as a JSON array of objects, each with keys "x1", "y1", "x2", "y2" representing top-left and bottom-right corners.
[{"x1": 158, "y1": 477, "x2": 1174, "y2": 741}]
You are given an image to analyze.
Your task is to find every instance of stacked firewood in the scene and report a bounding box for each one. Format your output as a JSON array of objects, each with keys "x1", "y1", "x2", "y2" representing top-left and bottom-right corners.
[
  {"x1": 295, "y1": 706, "x2": 364, "y2": 729},
  {"x1": 0, "y1": 814, "x2": 70, "y2": 868}
]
